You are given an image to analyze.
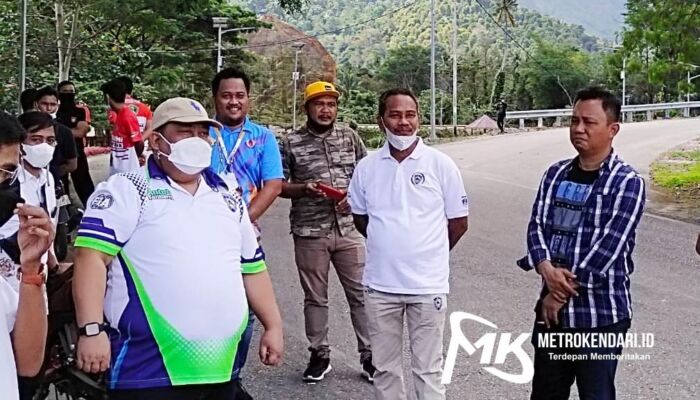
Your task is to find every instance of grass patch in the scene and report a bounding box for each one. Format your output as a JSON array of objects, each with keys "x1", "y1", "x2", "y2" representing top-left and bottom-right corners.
[
  {"x1": 651, "y1": 160, "x2": 700, "y2": 189},
  {"x1": 668, "y1": 150, "x2": 700, "y2": 162}
]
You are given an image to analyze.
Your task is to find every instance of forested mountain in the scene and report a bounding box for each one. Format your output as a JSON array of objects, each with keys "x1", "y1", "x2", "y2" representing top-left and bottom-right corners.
[{"x1": 238, "y1": 0, "x2": 604, "y2": 66}]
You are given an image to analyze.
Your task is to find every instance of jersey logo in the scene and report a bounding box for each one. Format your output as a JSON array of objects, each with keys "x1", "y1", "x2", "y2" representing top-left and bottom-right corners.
[
  {"x1": 148, "y1": 188, "x2": 173, "y2": 200},
  {"x1": 221, "y1": 192, "x2": 239, "y2": 214},
  {"x1": 462, "y1": 196, "x2": 469, "y2": 206},
  {"x1": 246, "y1": 139, "x2": 256, "y2": 148},
  {"x1": 411, "y1": 172, "x2": 425, "y2": 185},
  {"x1": 129, "y1": 104, "x2": 139, "y2": 114},
  {"x1": 90, "y1": 192, "x2": 114, "y2": 209}
]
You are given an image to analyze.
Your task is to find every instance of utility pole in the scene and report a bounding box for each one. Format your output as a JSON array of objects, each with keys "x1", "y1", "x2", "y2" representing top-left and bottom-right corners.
[
  {"x1": 212, "y1": 17, "x2": 254, "y2": 73},
  {"x1": 430, "y1": 0, "x2": 437, "y2": 140},
  {"x1": 621, "y1": 57, "x2": 626, "y2": 107},
  {"x1": 452, "y1": 0, "x2": 458, "y2": 136},
  {"x1": 291, "y1": 42, "x2": 305, "y2": 131},
  {"x1": 18, "y1": 0, "x2": 28, "y2": 111}
]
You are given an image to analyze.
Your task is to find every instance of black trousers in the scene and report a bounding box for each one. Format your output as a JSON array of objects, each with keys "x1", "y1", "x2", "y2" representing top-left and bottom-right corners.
[
  {"x1": 70, "y1": 155, "x2": 95, "y2": 207},
  {"x1": 109, "y1": 380, "x2": 246, "y2": 400},
  {"x1": 530, "y1": 319, "x2": 631, "y2": 400},
  {"x1": 497, "y1": 114, "x2": 506, "y2": 132}
]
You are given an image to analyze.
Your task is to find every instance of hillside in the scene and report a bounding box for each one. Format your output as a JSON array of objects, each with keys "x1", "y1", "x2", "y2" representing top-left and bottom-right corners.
[
  {"x1": 519, "y1": 0, "x2": 626, "y2": 39},
  {"x1": 238, "y1": 0, "x2": 604, "y2": 67}
]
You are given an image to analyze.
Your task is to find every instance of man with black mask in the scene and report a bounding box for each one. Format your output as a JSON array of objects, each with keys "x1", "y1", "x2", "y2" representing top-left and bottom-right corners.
[{"x1": 56, "y1": 81, "x2": 93, "y2": 207}]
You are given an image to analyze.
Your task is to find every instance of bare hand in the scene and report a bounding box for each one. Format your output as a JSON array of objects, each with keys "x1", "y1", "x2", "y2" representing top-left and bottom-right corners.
[
  {"x1": 259, "y1": 327, "x2": 284, "y2": 366},
  {"x1": 17, "y1": 204, "x2": 55, "y2": 268},
  {"x1": 304, "y1": 182, "x2": 327, "y2": 199},
  {"x1": 538, "y1": 261, "x2": 579, "y2": 301},
  {"x1": 77, "y1": 332, "x2": 111, "y2": 373},
  {"x1": 542, "y1": 293, "x2": 567, "y2": 329},
  {"x1": 335, "y1": 197, "x2": 351, "y2": 214}
]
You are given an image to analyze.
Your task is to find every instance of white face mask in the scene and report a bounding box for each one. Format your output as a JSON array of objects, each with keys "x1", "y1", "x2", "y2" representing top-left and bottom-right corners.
[
  {"x1": 382, "y1": 119, "x2": 418, "y2": 151},
  {"x1": 22, "y1": 143, "x2": 55, "y2": 169},
  {"x1": 156, "y1": 133, "x2": 212, "y2": 175}
]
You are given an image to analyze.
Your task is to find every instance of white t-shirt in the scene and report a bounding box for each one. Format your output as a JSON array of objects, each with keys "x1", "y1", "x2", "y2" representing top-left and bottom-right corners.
[
  {"x1": 0, "y1": 277, "x2": 19, "y2": 400},
  {"x1": 348, "y1": 139, "x2": 469, "y2": 294}
]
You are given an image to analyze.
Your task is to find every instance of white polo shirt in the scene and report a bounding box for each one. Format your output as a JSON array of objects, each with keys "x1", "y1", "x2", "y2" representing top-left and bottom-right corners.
[
  {"x1": 0, "y1": 277, "x2": 19, "y2": 400},
  {"x1": 348, "y1": 139, "x2": 469, "y2": 294},
  {"x1": 0, "y1": 165, "x2": 56, "y2": 292},
  {"x1": 74, "y1": 157, "x2": 265, "y2": 390}
]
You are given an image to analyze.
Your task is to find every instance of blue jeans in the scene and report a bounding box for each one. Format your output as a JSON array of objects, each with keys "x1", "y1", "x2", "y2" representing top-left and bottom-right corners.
[
  {"x1": 232, "y1": 311, "x2": 255, "y2": 380},
  {"x1": 530, "y1": 319, "x2": 631, "y2": 400}
]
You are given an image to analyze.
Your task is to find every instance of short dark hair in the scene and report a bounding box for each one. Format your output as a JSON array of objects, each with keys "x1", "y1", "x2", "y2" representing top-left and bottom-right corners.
[
  {"x1": 378, "y1": 88, "x2": 420, "y2": 117},
  {"x1": 0, "y1": 112, "x2": 26, "y2": 145},
  {"x1": 117, "y1": 76, "x2": 134, "y2": 94},
  {"x1": 574, "y1": 86, "x2": 621, "y2": 123},
  {"x1": 36, "y1": 86, "x2": 58, "y2": 101},
  {"x1": 18, "y1": 111, "x2": 54, "y2": 134},
  {"x1": 211, "y1": 67, "x2": 251, "y2": 96},
  {"x1": 20, "y1": 89, "x2": 38, "y2": 112},
  {"x1": 57, "y1": 80, "x2": 75, "y2": 92},
  {"x1": 101, "y1": 79, "x2": 128, "y2": 103}
]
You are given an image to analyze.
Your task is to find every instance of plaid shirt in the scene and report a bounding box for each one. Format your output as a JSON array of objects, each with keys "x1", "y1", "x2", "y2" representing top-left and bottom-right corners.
[{"x1": 518, "y1": 152, "x2": 646, "y2": 328}]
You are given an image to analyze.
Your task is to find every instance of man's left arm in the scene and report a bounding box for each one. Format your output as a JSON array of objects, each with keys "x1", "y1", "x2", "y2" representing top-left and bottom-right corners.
[
  {"x1": 248, "y1": 132, "x2": 284, "y2": 222},
  {"x1": 12, "y1": 205, "x2": 54, "y2": 376},
  {"x1": 127, "y1": 113, "x2": 144, "y2": 157},
  {"x1": 239, "y1": 200, "x2": 283, "y2": 366},
  {"x1": 574, "y1": 174, "x2": 646, "y2": 288},
  {"x1": 441, "y1": 159, "x2": 469, "y2": 249}
]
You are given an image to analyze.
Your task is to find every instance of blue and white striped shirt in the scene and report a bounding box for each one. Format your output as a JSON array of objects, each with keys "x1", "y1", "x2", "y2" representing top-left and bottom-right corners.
[{"x1": 518, "y1": 152, "x2": 646, "y2": 328}]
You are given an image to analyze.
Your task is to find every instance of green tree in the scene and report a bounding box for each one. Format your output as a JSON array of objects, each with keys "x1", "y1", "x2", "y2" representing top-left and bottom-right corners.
[
  {"x1": 377, "y1": 46, "x2": 432, "y2": 93},
  {"x1": 620, "y1": 0, "x2": 700, "y2": 103},
  {"x1": 521, "y1": 40, "x2": 599, "y2": 109}
]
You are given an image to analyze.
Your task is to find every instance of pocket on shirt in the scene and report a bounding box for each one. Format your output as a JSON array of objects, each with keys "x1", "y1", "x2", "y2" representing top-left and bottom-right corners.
[{"x1": 584, "y1": 194, "x2": 614, "y2": 228}]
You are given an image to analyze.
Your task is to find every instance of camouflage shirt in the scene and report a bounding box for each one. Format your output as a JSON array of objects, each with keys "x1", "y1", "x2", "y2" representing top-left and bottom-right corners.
[{"x1": 280, "y1": 123, "x2": 368, "y2": 238}]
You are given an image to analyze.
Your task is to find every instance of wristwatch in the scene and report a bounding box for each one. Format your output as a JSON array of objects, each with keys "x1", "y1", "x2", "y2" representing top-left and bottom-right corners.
[
  {"x1": 79, "y1": 322, "x2": 109, "y2": 337},
  {"x1": 19, "y1": 270, "x2": 46, "y2": 287}
]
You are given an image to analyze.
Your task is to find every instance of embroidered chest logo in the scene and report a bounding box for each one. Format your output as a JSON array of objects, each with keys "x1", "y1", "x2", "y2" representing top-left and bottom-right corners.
[
  {"x1": 148, "y1": 188, "x2": 173, "y2": 200},
  {"x1": 90, "y1": 193, "x2": 114, "y2": 209},
  {"x1": 411, "y1": 172, "x2": 426, "y2": 185}
]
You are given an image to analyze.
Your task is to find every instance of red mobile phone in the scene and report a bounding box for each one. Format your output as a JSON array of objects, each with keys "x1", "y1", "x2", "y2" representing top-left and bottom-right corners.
[{"x1": 317, "y1": 183, "x2": 346, "y2": 201}]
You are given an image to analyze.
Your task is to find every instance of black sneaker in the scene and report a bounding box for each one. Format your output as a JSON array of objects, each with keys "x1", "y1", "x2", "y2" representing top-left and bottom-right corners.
[
  {"x1": 361, "y1": 356, "x2": 376, "y2": 383},
  {"x1": 303, "y1": 352, "x2": 332, "y2": 383}
]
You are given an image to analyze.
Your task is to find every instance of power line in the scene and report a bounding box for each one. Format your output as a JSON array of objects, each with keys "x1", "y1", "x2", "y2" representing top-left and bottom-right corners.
[{"x1": 473, "y1": 0, "x2": 573, "y2": 104}]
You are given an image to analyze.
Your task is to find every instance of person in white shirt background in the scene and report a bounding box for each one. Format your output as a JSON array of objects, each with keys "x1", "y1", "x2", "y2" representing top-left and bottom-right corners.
[
  {"x1": 348, "y1": 88, "x2": 469, "y2": 400},
  {"x1": 0, "y1": 111, "x2": 54, "y2": 400},
  {"x1": 0, "y1": 111, "x2": 58, "y2": 292}
]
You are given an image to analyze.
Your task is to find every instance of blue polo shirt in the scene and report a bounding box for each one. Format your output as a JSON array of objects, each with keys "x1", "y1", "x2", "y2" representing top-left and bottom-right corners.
[{"x1": 209, "y1": 117, "x2": 284, "y2": 207}]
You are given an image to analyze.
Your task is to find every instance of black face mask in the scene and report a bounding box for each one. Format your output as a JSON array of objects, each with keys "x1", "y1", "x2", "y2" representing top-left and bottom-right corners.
[
  {"x1": 58, "y1": 92, "x2": 76, "y2": 105},
  {"x1": 0, "y1": 178, "x2": 24, "y2": 227}
]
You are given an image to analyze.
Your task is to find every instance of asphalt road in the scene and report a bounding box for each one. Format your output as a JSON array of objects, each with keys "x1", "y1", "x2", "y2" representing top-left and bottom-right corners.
[{"x1": 83, "y1": 118, "x2": 700, "y2": 400}]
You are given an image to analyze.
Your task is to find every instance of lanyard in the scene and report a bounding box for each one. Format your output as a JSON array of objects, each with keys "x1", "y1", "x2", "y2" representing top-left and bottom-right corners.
[{"x1": 214, "y1": 126, "x2": 246, "y2": 168}]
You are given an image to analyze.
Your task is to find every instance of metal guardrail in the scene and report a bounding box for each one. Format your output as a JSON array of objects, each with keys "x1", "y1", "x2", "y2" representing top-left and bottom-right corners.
[{"x1": 506, "y1": 101, "x2": 700, "y2": 120}]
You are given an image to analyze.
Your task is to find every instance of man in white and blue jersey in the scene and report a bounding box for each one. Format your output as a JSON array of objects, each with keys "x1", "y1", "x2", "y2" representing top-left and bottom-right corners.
[
  {"x1": 72, "y1": 97, "x2": 284, "y2": 400},
  {"x1": 518, "y1": 87, "x2": 646, "y2": 400}
]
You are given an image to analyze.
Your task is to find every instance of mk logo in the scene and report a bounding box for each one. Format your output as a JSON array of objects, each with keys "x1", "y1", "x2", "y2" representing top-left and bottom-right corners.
[{"x1": 442, "y1": 312, "x2": 534, "y2": 385}]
